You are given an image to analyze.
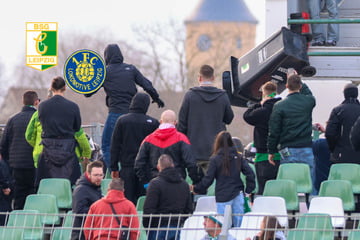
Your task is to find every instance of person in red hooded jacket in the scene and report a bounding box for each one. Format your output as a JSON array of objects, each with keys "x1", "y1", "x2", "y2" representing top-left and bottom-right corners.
[{"x1": 83, "y1": 178, "x2": 139, "y2": 240}]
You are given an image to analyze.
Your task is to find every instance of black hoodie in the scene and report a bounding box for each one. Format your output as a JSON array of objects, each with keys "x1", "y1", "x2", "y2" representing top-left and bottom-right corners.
[
  {"x1": 93, "y1": 44, "x2": 160, "y2": 113},
  {"x1": 110, "y1": 93, "x2": 159, "y2": 170},
  {"x1": 178, "y1": 86, "x2": 234, "y2": 161},
  {"x1": 143, "y1": 167, "x2": 193, "y2": 228}
]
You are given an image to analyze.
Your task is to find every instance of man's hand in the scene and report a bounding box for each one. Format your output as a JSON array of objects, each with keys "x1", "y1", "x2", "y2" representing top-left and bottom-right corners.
[
  {"x1": 152, "y1": 98, "x2": 165, "y2": 108},
  {"x1": 80, "y1": 157, "x2": 89, "y2": 165},
  {"x1": 2, "y1": 188, "x2": 10, "y2": 195},
  {"x1": 111, "y1": 171, "x2": 119, "y2": 179},
  {"x1": 268, "y1": 154, "x2": 275, "y2": 166}
]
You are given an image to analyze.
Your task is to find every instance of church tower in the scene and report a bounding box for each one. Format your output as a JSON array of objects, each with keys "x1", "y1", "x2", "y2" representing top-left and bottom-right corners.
[{"x1": 185, "y1": 0, "x2": 257, "y2": 87}]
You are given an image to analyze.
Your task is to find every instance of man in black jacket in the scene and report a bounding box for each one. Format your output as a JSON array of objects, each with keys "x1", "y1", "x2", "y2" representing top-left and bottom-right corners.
[
  {"x1": 143, "y1": 154, "x2": 193, "y2": 240},
  {"x1": 86, "y1": 44, "x2": 164, "y2": 170},
  {"x1": 72, "y1": 161, "x2": 103, "y2": 240},
  {"x1": 178, "y1": 65, "x2": 234, "y2": 174},
  {"x1": 0, "y1": 90, "x2": 39, "y2": 209},
  {"x1": 243, "y1": 82, "x2": 281, "y2": 195},
  {"x1": 110, "y1": 92, "x2": 159, "y2": 204},
  {"x1": 326, "y1": 83, "x2": 360, "y2": 163}
]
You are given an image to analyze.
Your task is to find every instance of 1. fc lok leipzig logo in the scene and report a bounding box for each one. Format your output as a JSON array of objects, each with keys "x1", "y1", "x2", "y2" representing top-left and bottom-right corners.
[
  {"x1": 64, "y1": 49, "x2": 106, "y2": 94},
  {"x1": 26, "y1": 22, "x2": 58, "y2": 71}
]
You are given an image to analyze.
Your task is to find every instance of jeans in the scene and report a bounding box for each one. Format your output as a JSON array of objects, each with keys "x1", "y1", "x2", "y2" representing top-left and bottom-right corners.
[
  {"x1": 307, "y1": 0, "x2": 339, "y2": 41},
  {"x1": 148, "y1": 227, "x2": 180, "y2": 240},
  {"x1": 216, "y1": 192, "x2": 244, "y2": 227},
  {"x1": 101, "y1": 112, "x2": 122, "y2": 169}
]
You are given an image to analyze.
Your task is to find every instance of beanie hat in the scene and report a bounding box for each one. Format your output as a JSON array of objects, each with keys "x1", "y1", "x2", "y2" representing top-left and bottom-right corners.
[{"x1": 344, "y1": 83, "x2": 358, "y2": 99}]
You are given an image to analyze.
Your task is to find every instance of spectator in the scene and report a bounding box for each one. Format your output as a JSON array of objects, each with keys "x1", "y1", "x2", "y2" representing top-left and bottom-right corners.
[
  {"x1": 350, "y1": 115, "x2": 360, "y2": 151},
  {"x1": 245, "y1": 216, "x2": 286, "y2": 240},
  {"x1": 178, "y1": 64, "x2": 234, "y2": 174},
  {"x1": 325, "y1": 83, "x2": 360, "y2": 163},
  {"x1": 243, "y1": 82, "x2": 281, "y2": 195},
  {"x1": 135, "y1": 109, "x2": 199, "y2": 186},
  {"x1": 110, "y1": 92, "x2": 159, "y2": 205},
  {"x1": 200, "y1": 215, "x2": 236, "y2": 240},
  {"x1": 268, "y1": 74, "x2": 316, "y2": 181},
  {"x1": 37, "y1": 76, "x2": 82, "y2": 185},
  {"x1": 308, "y1": 0, "x2": 339, "y2": 46},
  {"x1": 0, "y1": 90, "x2": 39, "y2": 209},
  {"x1": 72, "y1": 161, "x2": 103, "y2": 240},
  {"x1": 85, "y1": 43, "x2": 164, "y2": 170},
  {"x1": 84, "y1": 178, "x2": 139, "y2": 240},
  {"x1": 0, "y1": 160, "x2": 13, "y2": 225},
  {"x1": 143, "y1": 154, "x2": 193, "y2": 240},
  {"x1": 193, "y1": 131, "x2": 255, "y2": 227}
]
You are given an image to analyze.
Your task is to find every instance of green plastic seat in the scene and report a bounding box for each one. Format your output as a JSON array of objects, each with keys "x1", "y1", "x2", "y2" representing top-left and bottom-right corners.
[
  {"x1": 348, "y1": 230, "x2": 360, "y2": 240},
  {"x1": 0, "y1": 227, "x2": 24, "y2": 239},
  {"x1": 7, "y1": 210, "x2": 43, "y2": 240},
  {"x1": 287, "y1": 229, "x2": 322, "y2": 240},
  {"x1": 207, "y1": 180, "x2": 216, "y2": 196},
  {"x1": 105, "y1": 169, "x2": 111, "y2": 179},
  {"x1": 295, "y1": 213, "x2": 334, "y2": 240},
  {"x1": 136, "y1": 196, "x2": 146, "y2": 211},
  {"x1": 328, "y1": 163, "x2": 360, "y2": 194},
  {"x1": 277, "y1": 163, "x2": 312, "y2": 194},
  {"x1": 51, "y1": 228, "x2": 72, "y2": 240},
  {"x1": 263, "y1": 179, "x2": 299, "y2": 211},
  {"x1": 241, "y1": 163, "x2": 258, "y2": 194},
  {"x1": 319, "y1": 180, "x2": 355, "y2": 211},
  {"x1": 101, "y1": 178, "x2": 112, "y2": 196},
  {"x1": 38, "y1": 178, "x2": 72, "y2": 209},
  {"x1": 63, "y1": 211, "x2": 74, "y2": 228},
  {"x1": 24, "y1": 194, "x2": 60, "y2": 225}
]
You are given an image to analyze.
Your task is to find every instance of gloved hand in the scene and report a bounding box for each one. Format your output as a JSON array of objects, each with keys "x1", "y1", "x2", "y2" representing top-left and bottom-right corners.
[
  {"x1": 152, "y1": 98, "x2": 165, "y2": 108},
  {"x1": 143, "y1": 183, "x2": 149, "y2": 189}
]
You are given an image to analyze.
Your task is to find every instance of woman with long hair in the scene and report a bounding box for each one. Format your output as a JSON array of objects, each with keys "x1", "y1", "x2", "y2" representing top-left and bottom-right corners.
[
  {"x1": 193, "y1": 131, "x2": 256, "y2": 227},
  {"x1": 247, "y1": 216, "x2": 286, "y2": 240}
]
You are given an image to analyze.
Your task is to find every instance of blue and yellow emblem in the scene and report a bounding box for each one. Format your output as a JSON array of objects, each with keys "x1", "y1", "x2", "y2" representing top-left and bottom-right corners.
[{"x1": 64, "y1": 49, "x2": 106, "y2": 94}]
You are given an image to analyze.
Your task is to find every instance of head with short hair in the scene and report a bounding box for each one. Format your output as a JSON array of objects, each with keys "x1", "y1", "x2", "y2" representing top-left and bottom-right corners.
[
  {"x1": 343, "y1": 83, "x2": 358, "y2": 99},
  {"x1": 86, "y1": 161, "x2": 104, "y2": 186},
  {"x1": 51, "y1": 76, "x2": 66, "y2": 92},
  {"x1": 199, "y1": 65, "x2": 215, "y2": 81},
  {"x1": 160, "y1": 109, "x2": 177, "y2": 125},
  {"x1": 157, "y1": 154, "x2": 174, "y2": 172},
  {"x1": 23, "y1": 90, "x2": 39, "y2": 106},
  {"x1": 286, "y1": 74, "x2": 302, "y2": 91},
  {"x1": 261, "y1": 82, "x2": 277, "y2": 96},
  {"x1": 108, "y1": 178, "x2": 125, "y2": 191}
]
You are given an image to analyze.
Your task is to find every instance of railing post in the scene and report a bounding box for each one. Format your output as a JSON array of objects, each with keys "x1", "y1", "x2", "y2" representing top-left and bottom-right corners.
[
  {"x1": 92, "y1": 122, "x2": 102, "y2": 146},
  {"x1": 219, "y1": 205, "x2": 232, "y2": 240}
]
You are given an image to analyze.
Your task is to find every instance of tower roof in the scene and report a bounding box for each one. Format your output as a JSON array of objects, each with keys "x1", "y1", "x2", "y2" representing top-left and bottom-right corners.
[{"x1": 185, "y1": 0, "x2": 258, "y2": 24}]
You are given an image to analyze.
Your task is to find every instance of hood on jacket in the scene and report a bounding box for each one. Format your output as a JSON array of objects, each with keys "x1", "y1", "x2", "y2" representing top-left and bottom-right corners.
[
  {"x1": 104, "y1": 44, "x2": 124, "y2": 65},
  {"x1": 129, "y1": 93, "x2": 150, "y2": 114},
  {"x1": 190, "y1": 86, "x2": 226, "y2": 102},
  {"x1": 263, "y1": 97, "x2": 281, "y2": 107},
  {"x1": 103, "y1": 189, "x2": 127, "y2": 203},
  {"x1": 152, "y1": 128, "x2": 177, "y2": 141},
  {"x1": 159, "y1": 167, "x2": 182, "y2": 183}
]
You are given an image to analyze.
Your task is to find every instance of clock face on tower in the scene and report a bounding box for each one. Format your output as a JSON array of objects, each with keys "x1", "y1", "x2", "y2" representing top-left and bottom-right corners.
[{"x1": 197, "y1": 34, "x2": 212, "y2": 51}]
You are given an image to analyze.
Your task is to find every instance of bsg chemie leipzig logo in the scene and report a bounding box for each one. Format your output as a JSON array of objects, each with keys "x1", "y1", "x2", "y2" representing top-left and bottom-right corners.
[
  {"x1": 26, "y1": 22, "x2": 57, "y2": 71},
  {"x1": 64, "y1": 50, "x2": 106, "y2": 94}
]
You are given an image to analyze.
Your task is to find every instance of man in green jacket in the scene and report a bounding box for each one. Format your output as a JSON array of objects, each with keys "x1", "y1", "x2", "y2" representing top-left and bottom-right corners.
[{"x1": 268, "y1": 73, "x2": 316, "y2": 180}]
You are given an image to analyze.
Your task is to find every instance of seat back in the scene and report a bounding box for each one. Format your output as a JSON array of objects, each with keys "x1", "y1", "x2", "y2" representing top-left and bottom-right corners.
[
  {"x1": 0, "y1": 227, "x2": 24, "y2": 239},
  {"x1": 100, "y1": 178, "x2": 112, "y2": 196},
  {"x1": 194, "y1": 196, "x2": 217, "y2": 213},
  {"x1": 180, "y1": 215, "x2": 208, "y2": 240},
  {"x1": 228, "y1": 212, "x2": 271, "y2": 239},
  {"x1": 24, "y1": 194, "x2": 60, "y2": 225},
  {"x1": 348, "y1": 230, "x2": 360, "y2": 240},
  {"x1": 136, "y1": 196, "x2": 146, "y2": 211},
  {"x1": 63, "y1": 210, "x2": 74, "y2": 227},
  {"x1": 240, "y1": 163, "x2": 258, "y2": 194},
  {"x1": 319, "y1": 180, "x2": 355, "y2": 211},
  {"x1": 38, "y1": 178, "x2": 72, "y2": 209},
  {"x1": 207, "y1": 181, "x2": 216, "y2": 196},
  {"x1": 328, "y1": 163, "x2": 360, "y2": 194},
  {"x1": 252, "y1": 196, "x2": 288, "y2": 227},
  {"x1": 263, "y1": 179, "x2": 299, "y2": 211},
  {"x1": 51, "y1": 228, "x2": 72, "y2": 240},
  {"x1": 296, "y1": 213, "x2": 334, "y2": 240},
  {"x1": 308, "y1": 197, "x2": 345, "y2": 228},
  {"x1": 7, "y1": 209, "x2": 43, "y2": 240},
  {"x1": 287, "y1": 229, "x2": 322, "y2": 240},
  {"x1": 277, "y1": 163, "x2": 312, "y2": 193}
]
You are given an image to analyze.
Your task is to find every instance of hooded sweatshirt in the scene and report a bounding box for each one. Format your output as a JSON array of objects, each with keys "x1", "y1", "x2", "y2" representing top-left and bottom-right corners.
[
  {"x1": 178, "y1": 86, "x2": 234, "y2": 161},
  {"x1": 110, "y1": 93, "x2": 159, "y2": 170},
  {"x1": 99, "y1": 44, "x2": 160, "y2": 113},
  {"x1": 134, "y1": 127, "x2": 199, "y2": 184},
  {"x1": 83, "y1": 190, "x2": 139, "y2": 240}
]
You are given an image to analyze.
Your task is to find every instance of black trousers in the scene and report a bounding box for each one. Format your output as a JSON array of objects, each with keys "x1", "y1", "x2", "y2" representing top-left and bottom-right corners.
[
  {"x1": 13, "y1": 168, "x2": 35, "y2": 210},
  {"x1": 255, "y1": 160, "x2": 280, "y2": 195},
  {"x1": 120, "y1": 167, "x2": 145, "y2": 205}
]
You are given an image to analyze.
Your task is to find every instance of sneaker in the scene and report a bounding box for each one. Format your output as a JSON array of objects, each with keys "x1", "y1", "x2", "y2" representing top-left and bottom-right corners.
[
  {"x1": 326, "y1": 40, "x2": 337, "y2": 46},
  {"x1": 311, "y1": 41, "x2": 325, "y2": 46}
]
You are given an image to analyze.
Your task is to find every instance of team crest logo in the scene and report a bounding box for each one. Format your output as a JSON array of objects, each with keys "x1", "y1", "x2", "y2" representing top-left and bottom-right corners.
[
  {"x1": 64, "y1": 49, "x2": 106, "y2": 94},
  {"x1": 26, "y1": 22, "x2": 58, "y2": 71}
]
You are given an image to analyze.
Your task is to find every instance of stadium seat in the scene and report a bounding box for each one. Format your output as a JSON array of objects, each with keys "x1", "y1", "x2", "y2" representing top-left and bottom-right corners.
[
  {"x1": 51, "y1": 228, "x2": 72, "y2": 240},
  {"x1": 206, "y1": 181, "x2": 216, "y2": 196},
  {"x1": 308, "y1": 197, "x2": 345, "y2": 228},
  {"x1": 228, "y1": 212, "x2": 271, "y2": 239},
  {"x1": 24, "y1": 194, "x2": 60, "y2": 225},
  {"x1": 136, "y1": 196, "x2": 146, "y2": 212},
  {"x1": 37, "y1": 178, "x2": 72, "y2": 209},
  {"x1": 63, "y1": 211, "x2": 74, "y2": 228},
  {"x1": 100, "y1": 178, "x2": 112, "y2": 196},
  {"x1": 319, "y1": 180, "x2": 355, "y2": 211},
  {"x1": 287, "y1": 229, "x2": 322, "y2": 240},
  {"x1": 251, "y1": 196, "x2": 288, "y2": 227},
  {"x1": 194, "y1": 196, "x2": 216, "y2": 213},
  {"x1": 348, "y1": 230, "x2": 360, "y2": 240},
  {"x1": 0, "y1": 227, "x2": 24, "y2": 239},
  {"x1": 295, "y1": 213, "x2": 334, "y2": 240},
  {"x1": 180, "y1": 215, "x2": 207, "y2": 240},
  {"x1": 7, "y1": 209, "x2": 43, "y2": 240},
  {"x1": 328, "y1": 163, "x2": 360, "y2": 194},
  {"x1": 276, "y1": 163, "x2": 312, "y2": 205},
  {"x1": 263, "y1": 179, "x2": 299, "y2": 212},
  {"x1": 241, "y1": 163, "x2": 258, "y2": 195}
]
